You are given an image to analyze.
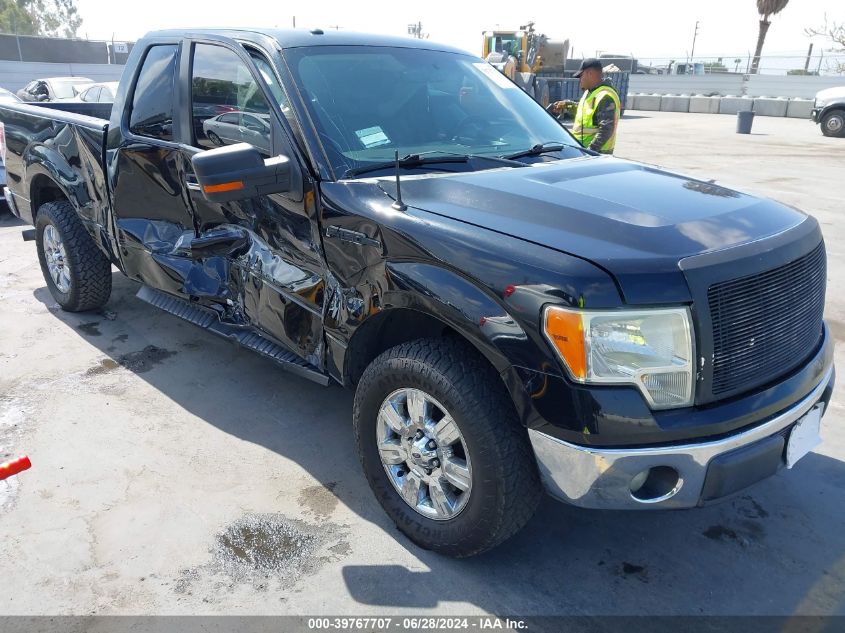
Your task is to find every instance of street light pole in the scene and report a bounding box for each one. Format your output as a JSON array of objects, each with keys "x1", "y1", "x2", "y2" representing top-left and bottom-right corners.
[{"x1": 690, "y1": 20, "x2": 700, "y2": 69}]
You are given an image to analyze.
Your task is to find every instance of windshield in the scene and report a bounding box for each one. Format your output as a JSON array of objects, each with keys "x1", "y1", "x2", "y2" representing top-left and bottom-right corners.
[
  {"x1": 50, "y1": 78, "x2": 90, "y2": 99},
  {"x1": 283, "y1": 45, "x2": 581, "y2": 179}
]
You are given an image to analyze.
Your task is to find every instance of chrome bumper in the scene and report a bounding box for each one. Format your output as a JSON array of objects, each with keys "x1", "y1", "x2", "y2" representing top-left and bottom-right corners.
[{"x1": 528, "y1": 366, "x2": 833, "y2": 510}]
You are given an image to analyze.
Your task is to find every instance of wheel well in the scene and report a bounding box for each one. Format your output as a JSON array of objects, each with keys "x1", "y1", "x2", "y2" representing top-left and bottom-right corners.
[
  {"x1": 30, "y1": 175, "x2": 68, "y2": 214},
  {"x1": 346, "y1": 309, "x2": 474, "y2": 386}
]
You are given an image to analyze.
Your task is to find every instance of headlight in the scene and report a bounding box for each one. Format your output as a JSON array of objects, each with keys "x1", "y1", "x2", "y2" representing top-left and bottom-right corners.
[{"x1": 543, "y1": 306, "x2": 695, "y2": 409}]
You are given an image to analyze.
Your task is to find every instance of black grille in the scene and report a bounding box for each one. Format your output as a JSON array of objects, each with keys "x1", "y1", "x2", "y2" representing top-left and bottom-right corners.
[{"x1": 708, "y1": 243, "x2": 826, "y2": 397}]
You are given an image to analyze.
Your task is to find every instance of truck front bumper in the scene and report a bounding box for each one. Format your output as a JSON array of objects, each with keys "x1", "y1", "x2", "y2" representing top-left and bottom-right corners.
[
  {"x1": 811, "y1": 108, "x2": 821, "y2": 123},
  {"x1": 529, "y1": 365, "x2": 833, "y2": 509}
]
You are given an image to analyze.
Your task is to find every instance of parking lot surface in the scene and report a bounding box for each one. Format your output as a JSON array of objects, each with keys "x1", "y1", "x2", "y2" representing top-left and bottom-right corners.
[{"x1": 0, "y1": 111, "x2": 843, "y2": 617}]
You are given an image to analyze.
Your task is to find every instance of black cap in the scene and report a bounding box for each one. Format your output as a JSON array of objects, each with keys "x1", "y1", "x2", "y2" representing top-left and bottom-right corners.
[{"x1": 573, "y1": 58, "x2": 603, "y2": 77}]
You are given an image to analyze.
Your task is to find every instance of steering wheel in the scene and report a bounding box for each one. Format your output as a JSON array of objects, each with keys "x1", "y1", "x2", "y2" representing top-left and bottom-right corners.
[{"x1": 451, "y1": 115, "x2": 489, "y2": 143}]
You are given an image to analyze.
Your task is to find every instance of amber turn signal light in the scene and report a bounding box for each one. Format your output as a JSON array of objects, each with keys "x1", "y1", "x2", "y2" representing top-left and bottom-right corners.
[
  {"x1": 203, "y1": 181, "x2": 245, "y2": 194},
  {"x1": 543, "y1": 307, "x2": 587, "y2": 381}
]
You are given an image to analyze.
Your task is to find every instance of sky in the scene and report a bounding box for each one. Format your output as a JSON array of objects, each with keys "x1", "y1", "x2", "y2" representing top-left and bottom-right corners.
[{"x1": 75, "y1": 0, "x2": 843, "y2": 68}]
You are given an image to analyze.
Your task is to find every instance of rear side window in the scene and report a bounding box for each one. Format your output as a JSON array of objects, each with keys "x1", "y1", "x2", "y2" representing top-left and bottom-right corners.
[
  {"x1": 129, "y1": 44, "x2": 178, "y2": 141},
  {"x1": 82, "y1": 86, "x2": 101, "y2": 103}
]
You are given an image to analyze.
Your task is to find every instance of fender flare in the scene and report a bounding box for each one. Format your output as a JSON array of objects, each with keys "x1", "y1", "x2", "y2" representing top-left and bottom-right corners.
[
  {"x1": 25, "y1": 147, "x2": 112, "y2": 258},
  {"x1": 379, "y1": 260, "x2": 546, "y2": 375}
]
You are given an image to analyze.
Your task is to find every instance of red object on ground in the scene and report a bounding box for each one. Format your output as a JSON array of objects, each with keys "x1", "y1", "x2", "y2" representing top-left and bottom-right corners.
[{"x1": 0, "y1": 455, "x2": 31, "y2": 481}]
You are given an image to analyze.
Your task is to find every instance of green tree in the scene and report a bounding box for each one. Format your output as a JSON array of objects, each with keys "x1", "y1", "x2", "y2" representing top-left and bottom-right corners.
[
  {"x1": 0, "y1": 1, "x2": 37, "y2": 35},
  {"x1": 703, "y1": 61, "x2": 729, "y2": 73},
  {"x1": 0, "y1": 0, "x2": 81, "y2": 38},
  {"x1": 751, "y1": 0, "x2": 790, "y2": 74}
]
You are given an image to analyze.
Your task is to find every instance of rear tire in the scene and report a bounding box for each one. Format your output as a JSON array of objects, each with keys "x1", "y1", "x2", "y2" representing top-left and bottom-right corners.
[
  {"x1": 353, "y1": 338, "x2": 542, "y2": 557},
  {"x1": 36, "y1": 200, "x2": 112, "y2": 312},
  {"x1": 821, "y1": 109, "x2": 845, "y2": 138}
]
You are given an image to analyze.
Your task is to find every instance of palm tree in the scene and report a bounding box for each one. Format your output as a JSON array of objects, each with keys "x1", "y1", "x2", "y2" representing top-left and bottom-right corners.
[{"x1": 751, "y1": 0, "x2": 789, "y2": 74}]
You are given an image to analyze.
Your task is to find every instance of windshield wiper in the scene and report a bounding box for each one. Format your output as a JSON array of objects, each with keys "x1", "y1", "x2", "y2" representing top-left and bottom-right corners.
[
  {"x1": 343, "y1": 155, "x2": 468, "y2": 179},
  {"x1": 342, "y1": 151, "x2": 524, "y2": 179},
  {"x1": 502, "y1": 142, "x2": 569, "y2": 161}
]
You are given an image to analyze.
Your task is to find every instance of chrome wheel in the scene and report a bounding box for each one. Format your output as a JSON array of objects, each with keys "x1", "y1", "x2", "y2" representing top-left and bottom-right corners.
[
  {"x1": 43, "y1": 224, "x2": 71, "y2": 293},
  {"x1": 377, "y1": 388, "x2": 472, "y2": 520},
  {"x1": 825, "y1": 114, "x2": 843, "y2": 134}
]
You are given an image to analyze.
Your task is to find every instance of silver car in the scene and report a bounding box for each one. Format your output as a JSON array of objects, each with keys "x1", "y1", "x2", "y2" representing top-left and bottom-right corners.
[
  {"x1": 201, "y1": 111, "x2": 271, "y2": 154},
  {"x1": 75, "y1": 81, "x2": 120, "y2": 103},
  {"x1": 16, "y1": 77, "x2": 94, "y2": 102}
]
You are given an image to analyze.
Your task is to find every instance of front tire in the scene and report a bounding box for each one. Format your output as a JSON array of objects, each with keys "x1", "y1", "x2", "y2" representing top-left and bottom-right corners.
[
  {"x1": 353, "y1": 338, "x2": 541, "y2": 557},
  {"x1": 36, "y1": 200, "x2": 112, "y2": 312},
  {"x1": 821, "y1": 109, "x2": 845, "y2": 138}
]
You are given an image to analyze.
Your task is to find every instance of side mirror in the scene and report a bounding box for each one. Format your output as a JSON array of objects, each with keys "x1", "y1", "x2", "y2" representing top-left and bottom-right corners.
[{"x1": 191, "y1": 142, "x2": 291, "y2": 203}]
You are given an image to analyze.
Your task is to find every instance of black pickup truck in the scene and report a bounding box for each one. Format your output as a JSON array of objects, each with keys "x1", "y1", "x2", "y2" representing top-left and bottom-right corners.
[{"x1": 0, "y1": 28, "x2": 834, "y2": 558}]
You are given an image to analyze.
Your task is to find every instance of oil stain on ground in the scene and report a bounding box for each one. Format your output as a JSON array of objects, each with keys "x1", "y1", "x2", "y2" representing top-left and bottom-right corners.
[
  {"x1": 737, "y1": 496, "x2": 769, "y2": 520},
  {"x1": 86, "y1": 346, "x2": 176, "y2": 376},
  {"x1": 175, "y1": 514, "x2": 348, "y2": 595},
  {"x1": 620, "y1": 562, "x2": 649, "y2": 582},
  {"x1": 298, "y1": 482, "x2": 339, "y2": 518},
  {"x1": 86, "y1": 359, "x2": 120, "y2": 376},
  {"x1": 77, "y1": 322, "x2": 101, "y2": 336},
  {"x1": 703, "y1": 524, "x2": 751, "y2": 547},
  {"x1": 216, "y1": 515, "x2": 318, "y2": 577}
]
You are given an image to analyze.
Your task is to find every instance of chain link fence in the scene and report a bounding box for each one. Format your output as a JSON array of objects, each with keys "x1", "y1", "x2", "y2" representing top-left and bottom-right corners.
[{"x1": 634, "y1": 53, "x2": 845, "y2": 76}]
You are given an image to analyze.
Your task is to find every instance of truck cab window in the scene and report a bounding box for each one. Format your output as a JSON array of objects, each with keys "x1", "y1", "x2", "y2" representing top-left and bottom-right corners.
[
  {"x1": 129, "y1": 44, "x2": 178, "y2": 141},
  {"x1": 192, "y1": 44, "x2": 272, "y2": 157}
]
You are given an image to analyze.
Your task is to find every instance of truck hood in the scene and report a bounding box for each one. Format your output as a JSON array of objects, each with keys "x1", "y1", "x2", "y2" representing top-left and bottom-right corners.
[
  {"x1": 815, "y1": 86, "x2": 845, "y2": 102},
  {"x1": 378, "y1": 158, "x2": 807, "y2": 304}
]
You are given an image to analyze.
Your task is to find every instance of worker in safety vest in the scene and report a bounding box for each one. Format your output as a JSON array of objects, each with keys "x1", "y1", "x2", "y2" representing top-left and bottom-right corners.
[{"x1": 547, "y1": 58, "x2": 621, "y2": 154}]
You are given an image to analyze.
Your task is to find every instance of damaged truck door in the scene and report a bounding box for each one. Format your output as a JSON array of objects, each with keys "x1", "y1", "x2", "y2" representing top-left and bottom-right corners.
[
  {"x1": 180, "y1": 40, "x2": 324, "y2": 367},
  {"x1": 176, "y1": 38, "x2": 324, "y2": 367}
]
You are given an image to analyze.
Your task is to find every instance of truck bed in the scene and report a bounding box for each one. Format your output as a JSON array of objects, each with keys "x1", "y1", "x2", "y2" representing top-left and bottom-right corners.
[{"x1": 0, "y1": 101, "x2": 111, "y2": 226}]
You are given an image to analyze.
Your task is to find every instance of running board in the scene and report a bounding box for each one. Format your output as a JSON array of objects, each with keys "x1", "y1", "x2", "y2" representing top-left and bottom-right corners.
[{"x1": 136, "y1": 286, "x2": 330, "y2": 386}]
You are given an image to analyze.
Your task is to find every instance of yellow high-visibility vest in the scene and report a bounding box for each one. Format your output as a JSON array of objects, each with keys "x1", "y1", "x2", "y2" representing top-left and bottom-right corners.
[{"x1": 571, "y1": 84, "x2": 621, "y2": 153}]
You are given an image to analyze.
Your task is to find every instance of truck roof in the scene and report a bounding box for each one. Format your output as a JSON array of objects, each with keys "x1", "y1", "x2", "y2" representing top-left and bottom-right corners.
[{"x1": 143, "y1": 28, "x2": 473, "y2": 56}]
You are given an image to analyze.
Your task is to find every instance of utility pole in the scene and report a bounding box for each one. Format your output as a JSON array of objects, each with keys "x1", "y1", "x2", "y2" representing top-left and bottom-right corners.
[
  {"x1": 804, "y1": 43, "x2": 813, "y2": 73},
  {"x1": 292, "y1": 16, "x2": 296, "y2": 28},
  {"x1": 689, "y1": 20, "x2": 700, "y2": 69}
]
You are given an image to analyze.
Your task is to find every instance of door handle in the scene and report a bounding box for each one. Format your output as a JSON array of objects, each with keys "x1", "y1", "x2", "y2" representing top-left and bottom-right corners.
[{"x1": 186, "y1": 174, "x2": 201, "y2": 192}]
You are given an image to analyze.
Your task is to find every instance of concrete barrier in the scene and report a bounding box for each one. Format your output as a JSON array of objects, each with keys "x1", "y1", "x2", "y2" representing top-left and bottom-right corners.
[
  {"x1": 660, "y1": 95, "x2": 691, "y2": 112},
  {"x1": 719, "y1": 96, "x2": 755, "y2": 115},
  {"x1": 787, "y1": 98, "x2": 814, "y2": 119},
  {"x1": 753, "y1": 97, "x2": 789, "y2": 117},
  {"x1": 689, "y1": 95, "x2": 721, "y2": 114},
  {"x1": 627, "y1": 93, "x2": 813, "y2": 118},
  {"x1": 636, "y1": 94, "x2": 662, "y2": 111}
]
